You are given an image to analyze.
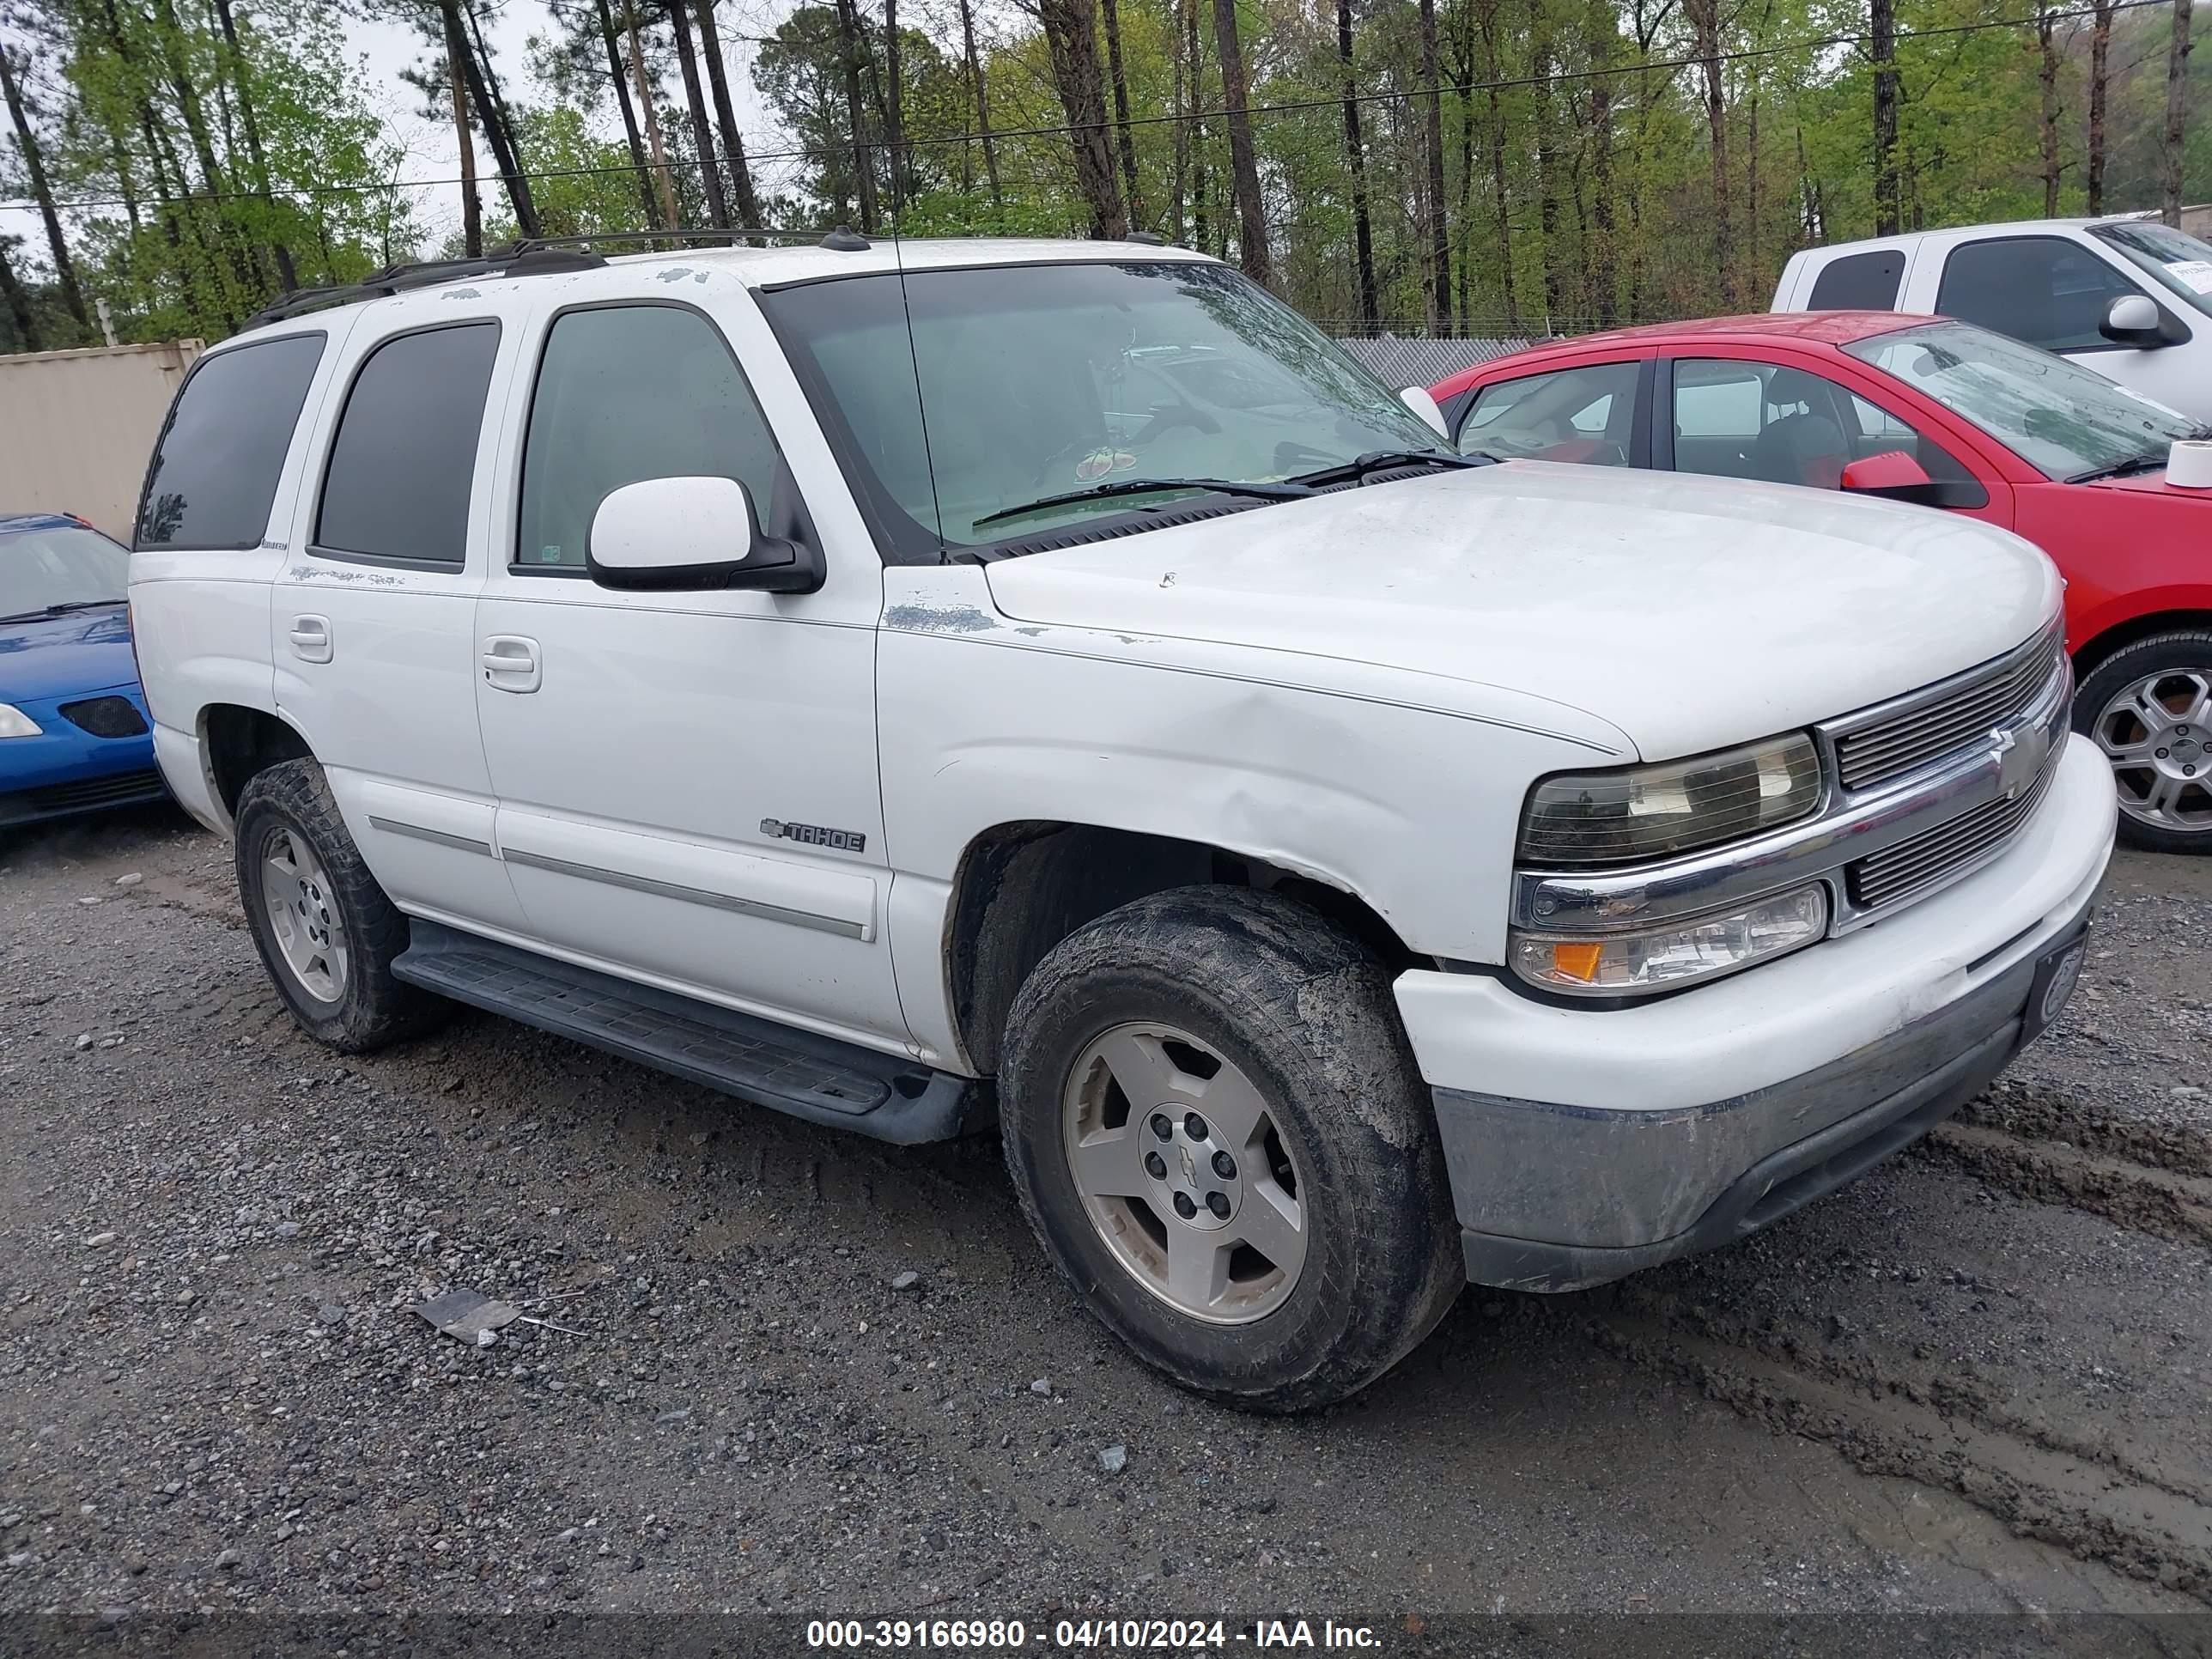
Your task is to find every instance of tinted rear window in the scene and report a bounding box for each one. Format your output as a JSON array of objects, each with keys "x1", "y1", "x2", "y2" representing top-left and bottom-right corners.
[
  {"x1": 315, "y1": 322, "x2": 501, "y2": 565},
  {"x1": 135, "y1": 332, "x2": 325, "y2": 550},
  {"x1": 1808, "y1": 250, "x2": 1905, "y2": 310}
]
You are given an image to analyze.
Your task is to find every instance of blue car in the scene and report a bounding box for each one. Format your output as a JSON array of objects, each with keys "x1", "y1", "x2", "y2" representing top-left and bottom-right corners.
[{"x1": 0, "y1": 513, "x2": 168, "y2": 830}]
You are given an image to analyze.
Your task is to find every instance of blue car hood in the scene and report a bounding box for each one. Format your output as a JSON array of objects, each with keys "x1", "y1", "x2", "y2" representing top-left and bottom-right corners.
[{"x1": 0, "y1": 605, "x2": 139, "y2": 702}]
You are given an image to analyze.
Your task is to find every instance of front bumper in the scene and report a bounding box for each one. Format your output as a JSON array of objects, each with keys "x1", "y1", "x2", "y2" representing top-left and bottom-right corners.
[
  {"x1": 0, "y1": 682, "x2": 165, "y2": 830},
  {"x1": 1395, "y1": 732, "x2": 2116, "y2": 1292}
]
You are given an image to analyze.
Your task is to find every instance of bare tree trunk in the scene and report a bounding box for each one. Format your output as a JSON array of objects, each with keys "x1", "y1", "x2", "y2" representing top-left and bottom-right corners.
[
  {"x1": 595, "y1": 0, "x2": 663, "y2": 228},
  {"x1": 693, "y1": 0, "x2": 762, "y2": 226},
  {"x1": 884, "y1": 0, "x2": 906, "y2": 210},
  {"x1": 1040, "y1": 0, "x2": 1128, "y2": 239},
  {"x1": 2039, "y1": 1, "x2": 2062, "y2": 216},
  {"x1": 1418, "y1": 0, "x2": 1451, "y2": 332},
  {"x1": 1101, "y1": 0, "x2": 1143, "y2": 222},
  {"x1": 1528, "y1": 0, "x2": 1560, "y2": 319},
  {"x1": 1686, "y1": 0, "x2": 1731, "y2": 307},
  {"x1": 1588, "y1": 0, "x2": 1617, "y2": 328},
  {"x1": 2087, "y1": 0, "x2": 2116, "y2": 214},
  {"x1": 212, "y1": 0, "x2": 297, "y2": 291},
  {"x1": 444, "y1": 3, "x2": 483, "y2": 255},
  {"x1": 1872, "y1": 0, "x2": 1900, "y2": 234},
  {"x1": 148, "y1": 0, "x2": 260, "y2": 301},
  {"x1": 1337, "y1": 0, "x2": 1378, "y2": 329},
  {"x1": 0, "y1": 46, "x2": 88, "y2": 333},
  {"x1": 1187, "y1": 0, "x2": 1209, "y2": 252},
  {"x1": 665, "y1": 0, "x2": 730, "y2": 226},
  {"x1": 626, "y1": 2, "x2": 684, "y2": 229},
  {"x1": 0, "y1": 234, "x2": 39, "y2": 349},
  {"x1": 1478, "y1": 0, "x2": 1516, "y2": 329},
  {"x1": 456, "y1": 0, "x2": 540, "y2": 237},
  {"x1": 1170, "y1": 0, "x2": 1188, "y2": 238},
  {"x1": 1211, "y1": 0, "x2": 1269, "y2": 283},
  {"x1": 957, "y1": 0, "x2": 1002, "y2": 212},
  {"x1": 2163, "y1": 0, "x2": 2194, "y2": 227},
  {"x1": 830, "y1": 0, "x2": 879, "y2": 231}
]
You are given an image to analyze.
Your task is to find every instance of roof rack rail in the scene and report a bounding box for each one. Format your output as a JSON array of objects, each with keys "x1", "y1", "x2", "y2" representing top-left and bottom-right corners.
[
  {"x1": 239, "y1": 243, "x2": 611, "y2": 331},
  {"x1": 240, "y1": 225, "x2": 866, "y2": 331}
]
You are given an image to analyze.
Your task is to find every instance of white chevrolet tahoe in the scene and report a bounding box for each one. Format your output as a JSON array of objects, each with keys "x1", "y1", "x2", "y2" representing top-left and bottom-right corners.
[{"x1": 130, "y1": 234, "x2": 2115, "y2": 1410}]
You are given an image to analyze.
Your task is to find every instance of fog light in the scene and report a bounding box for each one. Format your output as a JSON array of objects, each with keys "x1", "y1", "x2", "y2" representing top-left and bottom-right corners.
[{"x1": 1510, "y1": 884, "x2": 1827, "y2": 996}]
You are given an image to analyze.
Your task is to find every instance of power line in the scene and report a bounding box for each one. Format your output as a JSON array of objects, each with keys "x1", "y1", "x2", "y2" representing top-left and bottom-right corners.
[{"x1": 0, "y1": 0, "x2": 2181, "y2": 216}]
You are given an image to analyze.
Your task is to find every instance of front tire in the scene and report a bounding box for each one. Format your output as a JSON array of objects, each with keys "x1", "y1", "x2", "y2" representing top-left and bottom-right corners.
[
  {"x1": 1000, "y1": 886, "x2": 1462, "y2": 1412},
  {"x1": 234, "y1": 758, "x2": 445, "y2": 1052},
  {"x1": 2074, "y1": 630, "x2": 2212, "y2": 854}
]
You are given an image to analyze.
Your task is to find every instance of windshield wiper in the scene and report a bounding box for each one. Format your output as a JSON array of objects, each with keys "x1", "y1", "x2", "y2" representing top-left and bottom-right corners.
[
  {"x1": 1281, "y1": 449, "x2": 1492, "y2": 489},
  {"x1": 972, "y1": 476, "x2": 1316, "y2": 531},
  {"x1": 2069, "y1": 451, "x2": 2174, "y2": 483},
  {"x1": 0, "y1": 599, "x2": 124, "y2": 622}
]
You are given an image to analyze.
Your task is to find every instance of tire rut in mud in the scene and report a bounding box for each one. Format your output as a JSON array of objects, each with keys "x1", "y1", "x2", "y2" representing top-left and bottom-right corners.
[
  {"x1": 1584, "y1": 1286, "x2": 2212, "y2": 1602},
  {"x1": 1909, "y1": 1082, "x2": 2212, "y2": 1245}
]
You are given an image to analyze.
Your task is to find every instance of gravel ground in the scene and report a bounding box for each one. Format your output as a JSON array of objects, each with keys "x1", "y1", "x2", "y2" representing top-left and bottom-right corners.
[{"x1": 2, "y1": 806, "x2": 2209, "y2": 1632}]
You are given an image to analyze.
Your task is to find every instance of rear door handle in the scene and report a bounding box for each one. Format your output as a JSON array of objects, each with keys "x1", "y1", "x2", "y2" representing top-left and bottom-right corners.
[
  {"x1": 481, "y1": 635, "x2": 541, "y2": 694},
  {"x1": 288, "y1": 614, "x2": 331, "y2": 664}
]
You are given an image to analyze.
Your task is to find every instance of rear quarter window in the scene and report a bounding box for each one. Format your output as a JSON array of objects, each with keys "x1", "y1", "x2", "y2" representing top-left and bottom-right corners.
[
  {"x1": 135, "y1": 331, "x2": 326, "y2": 550},
  {"x1": 313, "y1": 321, "x2": 501, "y2": 566},
  {"x1": 1808, "y1": 250, "x2": 1905, "y2": 311}
]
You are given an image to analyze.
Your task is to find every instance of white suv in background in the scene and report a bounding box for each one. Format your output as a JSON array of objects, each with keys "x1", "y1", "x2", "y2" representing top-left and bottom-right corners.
[
  {"x1": 1773, "y1": 216, "x2": 2212, "y2": 422},
  {"x1": 131, "y1": 234, "x2": 2113, "y2": 1409}
]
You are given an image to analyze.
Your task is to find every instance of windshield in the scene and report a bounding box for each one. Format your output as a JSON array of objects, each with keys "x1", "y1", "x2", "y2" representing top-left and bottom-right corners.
[
  {"x1": 761, "y1": 260, "x2": 1444, "y2": 556},
  {"x1": 1844, "y1": 319, "x2": 2196, "y2": 480},
  {"x1": 1, "y1": 522, "x2": 130, "y2": 620},
  {"x1": 2089, "y1": 221, "x2": 2212, "y2": 319}
]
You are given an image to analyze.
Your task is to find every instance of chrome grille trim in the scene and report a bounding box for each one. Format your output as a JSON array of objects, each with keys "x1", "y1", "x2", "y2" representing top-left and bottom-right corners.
[
  {"x1": 1828, "y1": 619, "x2": 2067, "y2": 796},
  {"x1": 1512, "y1": 617, "x2": 2074, "y2": 941},
  {"x1": 1844, "y1": 745, "x2": 2063, "y2": 912}
]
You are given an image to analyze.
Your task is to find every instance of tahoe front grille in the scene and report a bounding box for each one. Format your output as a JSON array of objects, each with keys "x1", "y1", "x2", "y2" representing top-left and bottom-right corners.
[
  {"x1": 1833, "y1": 622, "x2": 2067, "y2": 794},
  {"x1": 1844, "y1": 748, "x2": 2063, "y2": 913}
]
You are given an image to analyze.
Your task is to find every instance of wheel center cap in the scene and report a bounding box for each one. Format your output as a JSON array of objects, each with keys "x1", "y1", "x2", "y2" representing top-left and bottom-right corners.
[{"x1": 1145, "y1": 1110, "x2": 1239, "y2": 1232}]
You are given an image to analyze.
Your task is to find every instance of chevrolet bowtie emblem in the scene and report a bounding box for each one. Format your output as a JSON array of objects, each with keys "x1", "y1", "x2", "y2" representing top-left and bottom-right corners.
[{"x1": 1990, "y1": 725, "x2": 2036, "y2": 799}]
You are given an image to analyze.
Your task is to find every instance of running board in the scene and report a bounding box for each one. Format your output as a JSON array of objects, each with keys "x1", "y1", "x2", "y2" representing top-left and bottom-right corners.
[{"x1": 392, "y1": 921, "x2": 975, "y2": 1144}]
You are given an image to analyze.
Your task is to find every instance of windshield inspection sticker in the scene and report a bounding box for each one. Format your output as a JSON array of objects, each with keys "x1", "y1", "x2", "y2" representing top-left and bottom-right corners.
[{"x1": 2169, "y1": 258, "x2": 2212, "y2": 295}]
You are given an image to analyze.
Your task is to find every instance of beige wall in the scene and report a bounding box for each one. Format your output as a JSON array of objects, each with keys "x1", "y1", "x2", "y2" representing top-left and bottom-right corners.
[{"x1": 0, "y1": 340, "x2": 204, "y2": 540}]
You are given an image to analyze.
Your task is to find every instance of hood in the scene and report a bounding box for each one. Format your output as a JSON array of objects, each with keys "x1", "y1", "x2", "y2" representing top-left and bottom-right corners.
[
  {"x1": 982, "y1": 463, "x2": 2060, "y2": 762},
  {"x1": 0, "y1": 605, "x2": 139, "y2": 704}
]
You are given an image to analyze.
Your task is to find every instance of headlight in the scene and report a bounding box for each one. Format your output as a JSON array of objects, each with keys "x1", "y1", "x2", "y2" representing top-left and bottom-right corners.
[
  {"x1": 0, "y1": 703, "x2": 42, "y2": 738},
  {"x1": 1519, "y1": 733, "x2": 1822, "y2": 867},
  {"x1": 1510, "y1": 884, "x2": 1828, "y2": 995}
]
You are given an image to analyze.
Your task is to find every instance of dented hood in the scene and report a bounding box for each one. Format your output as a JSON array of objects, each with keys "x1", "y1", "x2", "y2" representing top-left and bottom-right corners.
[{"x1": 981, "y1": 461, "x2": 2061, "y2": 761}]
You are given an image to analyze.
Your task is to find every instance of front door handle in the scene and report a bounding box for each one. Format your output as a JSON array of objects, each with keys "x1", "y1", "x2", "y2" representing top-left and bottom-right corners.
[
  {"x1": 481, "y1": 635, "x2": 541, "y2": 694},
  {"x1": 288, "y1": 614, "x2": 331, "y2": 664}
]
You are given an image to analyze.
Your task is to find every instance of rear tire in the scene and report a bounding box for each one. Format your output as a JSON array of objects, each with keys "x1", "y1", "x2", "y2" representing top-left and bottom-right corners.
[
  {"x1": 1000, "y1": 885, "x2": 1462, "y2": 1412},
  {"x1": 2074, "y1": 630, "x2": 2212, "y2": 854},
  {"x1": 234, "y1": 758, "x2": 446, "y2": 1052}
]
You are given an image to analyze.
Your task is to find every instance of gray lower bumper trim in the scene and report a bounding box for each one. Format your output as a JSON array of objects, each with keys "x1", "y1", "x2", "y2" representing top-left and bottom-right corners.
[{"x1": 1437, "y1": 893, "x2": 2094, "y2": 1292}]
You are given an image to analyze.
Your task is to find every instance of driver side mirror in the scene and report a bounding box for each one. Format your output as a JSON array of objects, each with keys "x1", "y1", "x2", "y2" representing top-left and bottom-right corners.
[
  {"x1": 2100, "y1": 293, "x2": 2169, "y2": 349},
  {"x1": 1398, "y1": 385, "x2": 1450, "y2": 441},
  {"x1": 587, "y1": 476, "x2": 823, "y2": 594},
  {"x1": 1840, "y1": 449, "x2": 1987, "y2": 509}
]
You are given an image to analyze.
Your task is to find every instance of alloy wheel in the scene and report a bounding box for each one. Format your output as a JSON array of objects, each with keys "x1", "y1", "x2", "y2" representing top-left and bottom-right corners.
[
  {"x1": 1060, "y1": 1021, "x2": 1307, "y2": 1325},
  {"x1": 258, "y1": 826, "x2": 349, "y2": 1003},
  {"x1": 2093, "y1": 668, "x2": 2212, "y2": 836}
]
